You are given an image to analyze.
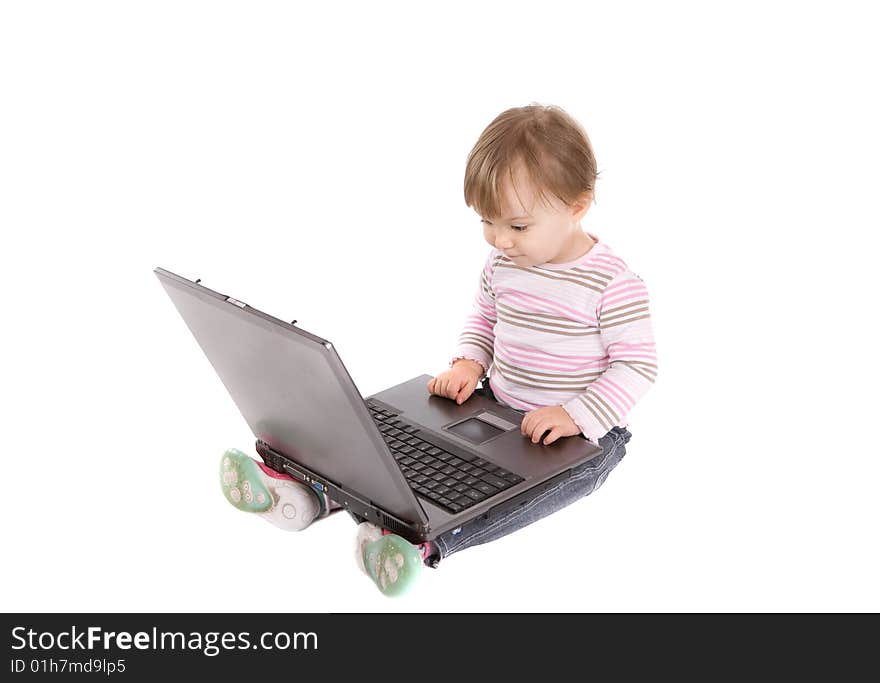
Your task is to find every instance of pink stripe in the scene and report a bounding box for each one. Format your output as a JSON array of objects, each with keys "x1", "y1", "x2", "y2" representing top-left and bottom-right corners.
[
  {"x1": 597, "y1": 376, "x2": 634, "y2": 411},
  {"x1": 496, "y1": 348, "x2": 608, "y2": 374},
  {"x1": 501, "y1": 289, "x2": 596, "y2": 325},
  {"x1": 592, "y1": 255, "x2": 626, "y2": 270},
  {"x1": 498, "y1": 339, "x2": 607, "y2": 363},
  {"x1": 603, "y1": 276, "x2": 643, "y2": 293},
  {"x1": 496, "y1": 340, "x2": 609, "y2": 371},
  {"x1": 610, "y1": 352, "x2": 657, "y2": 363},
  {"x1": 589, "y1": 381, "x2": 628, "y2": 417},
  {"x1": 601, "y1": 287, "x2": 648, "y2": 309},
  {"x1": 463, "y1": 317, "x2": 493, "y2": 333}
]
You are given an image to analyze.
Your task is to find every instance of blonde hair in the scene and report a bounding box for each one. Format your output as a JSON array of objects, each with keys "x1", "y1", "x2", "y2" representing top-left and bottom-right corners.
[{"x1": 463, "y1": 103, "x2": 599, "y2": 219}]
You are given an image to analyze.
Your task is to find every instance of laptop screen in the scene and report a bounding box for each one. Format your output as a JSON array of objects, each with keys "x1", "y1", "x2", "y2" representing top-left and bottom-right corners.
[{"x1": 155, "y1": 268, "x2": 426, "y2": 524}]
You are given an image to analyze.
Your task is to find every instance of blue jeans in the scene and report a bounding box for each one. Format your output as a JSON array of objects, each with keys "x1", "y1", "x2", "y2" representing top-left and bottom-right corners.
[{"x1": 356, "y1": 382, "x2": 631, "y2": 567}]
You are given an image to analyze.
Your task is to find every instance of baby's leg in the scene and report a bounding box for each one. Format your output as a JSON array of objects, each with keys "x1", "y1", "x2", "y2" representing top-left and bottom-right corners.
[
  {"x1": 431, "y1": 426, "x2": 631, "y2": 560},
  {"x1": 220, "y1": 448, "x2": 339, "y2": 531}
]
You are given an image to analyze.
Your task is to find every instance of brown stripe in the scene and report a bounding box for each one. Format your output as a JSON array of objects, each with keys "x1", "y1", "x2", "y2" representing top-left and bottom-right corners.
[
  {"x1": 496, "y1": 301, "x2": 593, "y2": 325},
  {"x1": 601, "y1": 307, "x2": 650, "y2": 324},
  {"x1": 578, "y1": 395, "x2": 611, "y2": 430},
  {"x1": 601, "y1": 314, "x2": 651, "y2": 329},
  {"x1": 587, "y1": 389, "x2": 621, "y2": 424},
  {"x1": 583, "y1": 392, "x2": 615, "y2": 426},
  {"x1": 616, "y1": 361, "x2": 656, "y2": 383},
  {"x1": 602, "y1": 299, "x2": 648, "y2": 316},
  {"x1": 496, "y1": 306, "x2": 596, "y2": 333},
  {"x1": 497, "y1": 314, "x2": 601, "y2": 336},
  {"x1": 621, "y1": 359, "x2": 658, "y2": 371},
  {"x1": 459, "y1": 329, "x2": 493, "y2": 345},
  {"x1": 494, "y1": 365, "x2": 592, "y2": 393},
  {"x1": 458, "y1": 335, "x2": 493, "y2": 358},
  {"x1": 496, "y1": 262, "x2": 604, "y2": 293},
  {"x1": 494, "y1": 357, "x2": 602, "y2": 385},
  {"x1": 570, "y1": 268, "x2": 615, "y2": 284},
  {"x1": 480, "y1": 271, "x2": 495, "y2": 297}
]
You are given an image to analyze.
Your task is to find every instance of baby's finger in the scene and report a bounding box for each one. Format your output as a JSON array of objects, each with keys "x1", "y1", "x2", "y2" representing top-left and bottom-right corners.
[
  {"x1": 530, "y1": 420, "x2": 550, "y2": 443},
  {"x1": 543, "y1": 427, "x2": 562, "y2": 446},
  {"x1": 456, "y1": 378, "x2": 476, "y2": 404},
  {"x1": 427, "y1": 378, "x2": 436, "y2": 394}
]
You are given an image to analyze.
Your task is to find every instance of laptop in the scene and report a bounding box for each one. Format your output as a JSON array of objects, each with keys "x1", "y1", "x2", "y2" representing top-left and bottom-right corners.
[{"x1": 155, "y1": 267, "x2": 604, "y2": 544}]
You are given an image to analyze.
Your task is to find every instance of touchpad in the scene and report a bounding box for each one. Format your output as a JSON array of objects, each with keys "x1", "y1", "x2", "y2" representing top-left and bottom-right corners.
[{"x1": 445, "y1": 411, "x2": 519, "y2": 445}]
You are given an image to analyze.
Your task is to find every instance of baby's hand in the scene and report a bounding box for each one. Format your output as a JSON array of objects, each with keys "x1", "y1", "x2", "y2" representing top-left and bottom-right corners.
[
  {"x1": 521, "y1": 406, "x2": 581, "y2": 445},
  {"x1": 427, "y1": 359, "x2": 484, "y2": 405}
]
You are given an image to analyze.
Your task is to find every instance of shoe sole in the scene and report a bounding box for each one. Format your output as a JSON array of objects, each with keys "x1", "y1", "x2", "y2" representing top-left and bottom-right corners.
[
  {"x1": 363, "y1": 534, "x2": 423, "y2": 597},
  {"x1": 220, "y1": 448, "x2": 274, "y2": 513}
]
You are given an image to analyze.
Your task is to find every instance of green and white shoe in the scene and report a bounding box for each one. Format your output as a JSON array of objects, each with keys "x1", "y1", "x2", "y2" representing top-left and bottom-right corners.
[
  {"x1": 356, "y1": 523, "x2": 423, "y2": 597},
  {"x1": 220, "y1": 448, "x2": 324, "y2": 531}
]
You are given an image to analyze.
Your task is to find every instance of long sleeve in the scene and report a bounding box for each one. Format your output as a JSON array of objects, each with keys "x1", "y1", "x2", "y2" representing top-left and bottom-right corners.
[
  {"x1": 450, "y1": 250, "x2": 499, "y2": 377},
  {"x1": 562, "y1": 269, "x2": 658, "y2": 443}
]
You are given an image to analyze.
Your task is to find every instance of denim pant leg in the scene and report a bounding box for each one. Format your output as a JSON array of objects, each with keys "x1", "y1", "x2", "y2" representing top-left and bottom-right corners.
[{"x1": 431, "y1": 423, "x2": 630, "y2": 562}]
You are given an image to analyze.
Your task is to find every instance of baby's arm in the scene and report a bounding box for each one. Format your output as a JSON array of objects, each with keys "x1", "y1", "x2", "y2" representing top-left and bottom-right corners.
[
  {"x1": 428, "y1": 250, "x2": 498, "y2": 403},
  {"x1": 561, "y1": 270, "x2": 658, "y2": 443},
  {"x1": 449, "y1": 250, "x2": 499, "y2": 378}
]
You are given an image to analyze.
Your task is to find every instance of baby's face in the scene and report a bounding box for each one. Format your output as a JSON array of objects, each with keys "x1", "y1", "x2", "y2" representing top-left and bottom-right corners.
[{"x1": 479, "y1": 165, "x2": 590, "y2": 267}]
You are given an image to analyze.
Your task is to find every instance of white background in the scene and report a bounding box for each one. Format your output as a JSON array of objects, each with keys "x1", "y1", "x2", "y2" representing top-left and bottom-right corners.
[{"x1": 2, "y1": 1, "x2": 878, "y2": 613}]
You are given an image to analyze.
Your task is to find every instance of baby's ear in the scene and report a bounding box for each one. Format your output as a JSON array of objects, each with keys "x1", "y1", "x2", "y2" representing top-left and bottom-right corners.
[{"x1": 572, "y1": 192, "x2": 593, "y2": 219}]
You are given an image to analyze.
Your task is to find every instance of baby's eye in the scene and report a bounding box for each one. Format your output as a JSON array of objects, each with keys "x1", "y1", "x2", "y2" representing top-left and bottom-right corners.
[{"x1": 511, "y1": 225, "x2": 527, "y2": 232}]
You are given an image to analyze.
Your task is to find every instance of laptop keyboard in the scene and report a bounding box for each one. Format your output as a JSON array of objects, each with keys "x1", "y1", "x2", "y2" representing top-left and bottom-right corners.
[{"x1": 366, "y1": 399, "x2": 524, "y2": 514}]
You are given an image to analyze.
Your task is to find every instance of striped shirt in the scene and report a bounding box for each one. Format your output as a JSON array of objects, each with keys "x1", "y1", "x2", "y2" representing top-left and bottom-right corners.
[{"x1": 451, "y1": 232, "x2": 658, "y2": 444}]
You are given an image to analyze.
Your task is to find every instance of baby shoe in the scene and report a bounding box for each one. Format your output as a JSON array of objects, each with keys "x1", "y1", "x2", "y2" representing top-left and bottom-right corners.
[
  {"x1": 220, "y1": 448, "x2": 328, "y2": 531},
  {"x1": 355, "y1": 522, "x2": 423, "y2": 597}
]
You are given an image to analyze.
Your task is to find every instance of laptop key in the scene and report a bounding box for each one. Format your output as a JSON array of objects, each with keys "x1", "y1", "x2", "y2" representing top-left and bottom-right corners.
[
  {"x1": 475, "y1": 482, "x2": 498, "y2": 495},
  {"x1": 464, "y1": 489, "x2": 487, "y2": 502},
  {"x1": 481, "y1": 474, "x2": 511, "y2": 490}
]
